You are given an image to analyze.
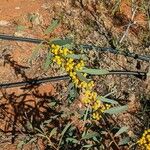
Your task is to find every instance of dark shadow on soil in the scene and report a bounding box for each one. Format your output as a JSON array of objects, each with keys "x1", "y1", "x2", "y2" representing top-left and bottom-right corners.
[
  {"x1": 0, "y1": 87, "x2": 63, "y2": 144},
  {"x1": 0, "y1": 54, "x2": 63, "y2": 144},
  {"x1": 4, "y1": 54, "x2": 30, "y2": 80}
]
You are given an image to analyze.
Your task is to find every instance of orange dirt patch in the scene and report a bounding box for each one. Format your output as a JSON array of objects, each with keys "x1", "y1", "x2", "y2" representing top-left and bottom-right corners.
[
  {"x1": 103, "y1": 0, "x2": 148, "y2": 41},
  {"x1": 120, "y1": 0, "x2": 147, "y2": 27},
  {"x1": 0, "y1": 0, "x2": 64, "y2": 39},
  {"x1": 0, "y1": 0, "x2": 45, "y2": 21},
  {"x1": 0, "y1": 2, "x2": 62, "y2": 148},
  {"x1": 0, "y1": 82, "x2": 55, "y2": 149},
  {"x1": 0, "y1": 83, "x2": 55, "y2": 132}
]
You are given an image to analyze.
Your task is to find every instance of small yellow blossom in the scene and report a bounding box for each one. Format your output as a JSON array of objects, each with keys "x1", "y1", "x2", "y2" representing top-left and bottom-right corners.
[
  {"x1": 92, "y1": 100, "x2": 101, "y2": 110},
  {"x1": 137, "y1": 129, "x2": 150, "y2": 150},
  {"x1": 87, "y1": 81, "x2": 95, "y2": 89},
  {"x1": 93, "y1": 111, "x2": 101, "y2": 120}
]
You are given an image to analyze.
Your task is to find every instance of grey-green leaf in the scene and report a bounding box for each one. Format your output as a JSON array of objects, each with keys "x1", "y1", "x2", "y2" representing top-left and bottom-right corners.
[
  {"x1": 104, "y1": 105, "x2": 128, "y2": 114},
  {"x1": 34, "y1": 128, "x2": 43, "y2": 134},
  {"x1": 78, "y1": 68, "x2": 109, "y2": 75},
  {"x1": 49, "y1": 38, "x2": 72, "y2": 46},
  {"x1": 83, "y1": 106, "x2": 90, "y2": 121},
  {"x1": 28, "y1": 137, "x2": 37, "y2": 144},
  {"x1": 65, "y1": 54, "x2": 87, "y2": 60},
  {"x1": 99, "y1": 96, "x2": 119, "y2": 104},
  {"x1": 48, "y1": 102, "x2": 57, "y2": 107},
  {"x1": 44, "y1": 119, "x2": 52, "y2": 124},
  {"x1": 114, "y1": 126, "x2": 129, "y2": 137},
  {"x1": 68, "y1": 83, "x2": 76, "y2": 98},
  {"x1": 17, "y1": 141, "x2": 25, "y2": 150},
  {"x1": 43, "y1": 52, "x2": 53, "y2": 70},
  {"x1": 16, "y1": 25, "x2": 26, "y2": 31},
  {"x1": 58, "y1": 122, "x2": 72, "y2": 147},
  {"x1": 118, "y1": 137, "x2": 130, "y2": 146},
  {"x1": 82, "y1": 144, "x2": 93, "y2": 148},
  {"x1": 66, "y1": 138, "x2": 79, "y2": 143},
  {"x1": 63, "y1": 43, "x2": 74, "y2": 49},
  {"x1": 36, "y1": 133, "x2": 46, "y2": 138},
  {"x1": 61, "y1": 122, "x2": 72, "y2": 136},
  {"x1": 44, "y1": 19, "x2": 59, "y2": 35},
  {"x1": 82, "y1": 132, "x2": 99, "y2": 140},
  {"x1": 76, "y1": 72, "x2": 90, "y2": 82},
  {"x1": 49, "y1": 127, "x2": 57, "y2": 137},
  {"x1": 28, "y1": 13, "x2": 37, "y2": 22},
  {"x1": 29, "y1": 43, "x2": 43, "y2": 63}
]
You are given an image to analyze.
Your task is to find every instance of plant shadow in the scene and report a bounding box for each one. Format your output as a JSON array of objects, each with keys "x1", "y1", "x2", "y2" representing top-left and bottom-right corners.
[{"x1": 0, "y1": 53, "x2": 63, "y2": 144}]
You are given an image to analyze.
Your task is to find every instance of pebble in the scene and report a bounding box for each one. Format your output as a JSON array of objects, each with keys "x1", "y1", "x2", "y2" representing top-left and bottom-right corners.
[
  {"x1": 0, "y1": 20, "x2": 10, "y2": 26},
  {"x1": 14, "y1": 31, "x2": 25, "y2": 37},
  {"x1": 15, "y1": 7, "x2": 20, "y2": 10}
]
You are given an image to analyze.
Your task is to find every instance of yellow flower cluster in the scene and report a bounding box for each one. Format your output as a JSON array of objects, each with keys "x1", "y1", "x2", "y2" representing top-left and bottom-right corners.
[
  {"x1": 81, "y1": 90, "x2": 111, "y2": 120},
  {"x1": 50, "y1": 44, "x2": 111, "y2": 120},
  {"x1": 92, "y1": 101, "x2": 111, "y2": 120},
  {"x1": 137, "y1": 129, "x2": 150, "y2": 150},
  {"x1": 51, "y1": 44, "x2": 94, "y2": 89}
]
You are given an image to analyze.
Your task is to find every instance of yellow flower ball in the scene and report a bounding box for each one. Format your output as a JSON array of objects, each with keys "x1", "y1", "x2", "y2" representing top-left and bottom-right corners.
[
  {"x1": 137, "y1": 129, "x2": 150, "y2": 150},
  {"x1": 92, "y1": 112, "x2": 101, "y2": 120}
]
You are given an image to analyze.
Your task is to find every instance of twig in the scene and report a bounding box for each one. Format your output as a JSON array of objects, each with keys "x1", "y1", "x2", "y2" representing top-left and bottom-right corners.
[
  {"x1": 102, "y1": 115, "x2": 120, "y2": 150},
  {"x1": 106, "y1": 129, "x2": 120, "y2": 150},
  {"x1": 147, "y1": 2, "x2": 150, "y2": 31},
  {"x1": 119, "y1": 7, "x2": 137, "y2": 43}
]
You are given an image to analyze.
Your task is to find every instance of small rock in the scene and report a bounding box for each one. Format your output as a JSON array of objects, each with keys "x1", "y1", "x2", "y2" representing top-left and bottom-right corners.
[
  {"x1": 93, "y1": 31, "x2": 100, "y2": 39},
  {"x1": 0, "y1": 20, "x2": 10, "y2": 26},
  {"x1": 41, "y1": 3, "x2": 50, "y2": 9},
  {"x1": 14, "y1": 31, "x2": 25, "y2": 37},
  {"x1": 15, "y1": 7, "x2": 20, "y2": 10}
]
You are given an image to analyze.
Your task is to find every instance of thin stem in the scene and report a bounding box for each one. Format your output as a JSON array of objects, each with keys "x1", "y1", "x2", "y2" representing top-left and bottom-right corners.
[{"x1": 119, "y1": 7, "x2": 137, "y2": 43}]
